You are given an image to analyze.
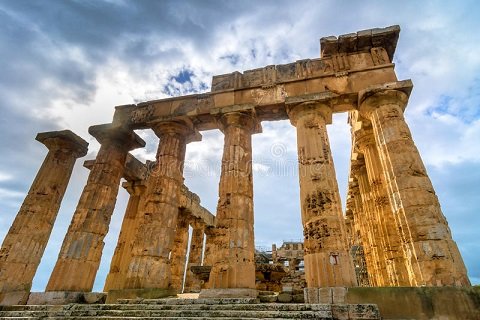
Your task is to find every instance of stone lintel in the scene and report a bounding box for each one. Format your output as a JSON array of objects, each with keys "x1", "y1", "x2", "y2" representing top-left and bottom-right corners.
[
  {"x1": 36, "y1": 130, "x2": 88, "y2": 156},
  {"x1": 88, "y1": 123, "x2": 146, "y2": 149},
  {"x1": 321, "y1": 25, "x2": 400, "y2": 62},
  {"x1": 358, "y1": 79, "x2": 413, "y2": 106}
]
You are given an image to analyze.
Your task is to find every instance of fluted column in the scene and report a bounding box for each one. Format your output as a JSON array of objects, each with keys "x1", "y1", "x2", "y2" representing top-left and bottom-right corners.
[
  {"x1": 353, "y1": 161, "x2": 389, "y2": 286},
  {"x1": 184, "y1": 222, "x2": 205, "y2": 293},
  {"x1": 104, "y1": 180, "x2": 146, "y2": 292},
  {"x1": 169, "y1": 212, "x2": 190, "y2": 293},
  {"x1": 46, "y1": 125, "x2": 144, "y2": 292},
  {"x1": 200, "y1": 111, "x2": 259, "y2": 298},
  {"x1": 0, "y1": 131, "x2": 87, "y2": 305},
  {"x1": 359, "y1": 81, "x2": 470, "y2": 286},
  {"x1": 124, "y1": 120, "x2": 200, "y2": 290},
  {"x1": 348, "y1": 179, "x2": 376, "y2": 286},
  {"x1": 287, "y1": 100, "x2": 356, "y2": 288},
  {"x1": 355, "y1": 125, "x2": 411, "y2": 286}
]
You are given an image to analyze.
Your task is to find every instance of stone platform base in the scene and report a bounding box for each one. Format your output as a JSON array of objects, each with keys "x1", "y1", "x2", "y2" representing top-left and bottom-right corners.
[
  {"x1": 0, "y1": 291, "x2": 30, "y2": 306},
  {"x1": 305, "y1": 286, "x2": 480, "y2": 320},
  {"x1": 105, "y1": 288, "x2": 176, "y2": 304},
  {"x1": 199, "y1": 288, "x2": 258, "y2": 299},
  {"x1": 27, "y1": 292, "x2": 106, "y2": 305}
]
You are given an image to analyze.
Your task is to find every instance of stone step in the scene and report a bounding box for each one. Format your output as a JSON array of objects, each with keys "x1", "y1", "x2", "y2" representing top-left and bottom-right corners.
[
  {"x1": 1, "y1": 303, "x2": 334, "y2": 312},
  {"x1": 0, "y1": 302, "x2": 380, "y2": 319}
]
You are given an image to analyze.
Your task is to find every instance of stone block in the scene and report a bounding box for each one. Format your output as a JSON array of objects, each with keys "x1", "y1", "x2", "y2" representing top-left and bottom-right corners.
[
  {"x1": 259, "y1": 294, "x2": 278, "y2": 303},
  {"x1": 292, "y1": 293, "x2": 305, "y2": 303},
  {"x1": 106, "y1": 288, "x2": 176, "y2": 304},
  {"x1": 198, "y1": 288, "x2": 258, "y2": 299},
  {"x1": 277, "y1": 292, "x2": 293, "y2": 303}
]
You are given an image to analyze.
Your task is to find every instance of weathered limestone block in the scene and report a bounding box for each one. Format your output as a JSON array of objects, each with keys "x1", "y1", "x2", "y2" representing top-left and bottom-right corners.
[
  {"x1": 103, "y1": 180, "x2": 146, "y2": 292},
  {"x1": 201, "y1": 110, "x2": 260, "y2": 298},
  {"x1": 46, "y1": 125, "x2": 144, "y2": 292},
  {"x1": 124, "y1": 120, "x2": 200, "y2": 289},
  {"x1": 0, "y1": 130, "x2": 87, "y2": 305},
  {"x1": 359, "y1": 81, "x2": 470, "y2": 286},
  {"x1": 287, "y1": 98, "x2": 356, "y2": 288},
  {"x1": 169, "y1": 212, "x2": 190, "y2": 293},
  {"x1": 184, "y1": 223, "x2": 205, "y2": 293}
]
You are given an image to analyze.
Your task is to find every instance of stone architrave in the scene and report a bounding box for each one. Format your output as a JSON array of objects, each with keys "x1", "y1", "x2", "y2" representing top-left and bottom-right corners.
[
  {"x1": 0, "y1": 131, "x2": 88, "y2": 305},
  {"x1": 287, "y1": 98, "x2": 357, "y2": 289},
  {"x1": 46, "y1": 125, "x2": 145, "y2": 292},
  {"x1": 169, "y1": 212, "x2": 190, "y2": 293},
  {"x1": 354, "y1": 125, "x2": 411, "y2": 286},
  {"x1": 200, "y1": 110, "x2": 260, "y2": 298},
  {"x1": 123, "y1": 120, "x2": 200, "y2": 291},
  {"x1": 359, "y1": 82, "x2": 470, "y2": 286},
  {"x1": 184, "y1": 222, "x2": 205, "y2": 293},
  {"x1": 104, "y1": 180, "x2": 146, "y2": 292}
]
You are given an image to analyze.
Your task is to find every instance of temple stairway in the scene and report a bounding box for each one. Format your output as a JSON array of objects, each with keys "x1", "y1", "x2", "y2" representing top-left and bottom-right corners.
[{"x1": 0, "y1": 298, "x2": 380, "y2": 319}]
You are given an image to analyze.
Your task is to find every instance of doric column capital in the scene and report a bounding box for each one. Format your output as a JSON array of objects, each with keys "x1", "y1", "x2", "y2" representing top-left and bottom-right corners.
[
  {"x1": 286, "y1": 92, "x2": 337, "y2": 126},
  {"x1": 358, "y1": 80, "x2": 413, "y2": 118},
  {"x1": 122, "y1": 180, "x2": 146, "y2": 196},
  {"x1": 211, "y1": 104, "x2": 262, "y2": 135},
  {"x1": 149, "y1": 118, "x2": 202, "y2": 143},
  {"x1": 353, "y1": 126, "x2": 375, "y2": 153},
  {"x1": 36, "y1": 130, "x2": 88, "y2": 158},
  {"x1": 89, "y1": 124, "x2": 145, "y2": 151},
  {"x1": 350, "y1": 158, "x2": 367, "y2": 179}
]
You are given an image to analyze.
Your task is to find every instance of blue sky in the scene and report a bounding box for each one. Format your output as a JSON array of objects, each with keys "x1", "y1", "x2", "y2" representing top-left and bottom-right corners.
[{"x1": 0, "y1": 0, "x2": 479, "y2": 291}]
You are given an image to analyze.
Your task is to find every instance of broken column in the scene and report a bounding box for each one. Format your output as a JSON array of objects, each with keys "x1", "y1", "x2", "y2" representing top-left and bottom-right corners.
[
  {"x1": 123, "y1": 120, "x2": 200, "y2": 296},
  {"x1": 0, "y1": 130, "x2": 87, "y2": 305},
  {"x1": 287, "y1": 96, "x2": 356, "y2": 302},
  {"x1": 184, "y1": 222, "x2": 205, "y2": 293},
  {"x1": 169, "y1": 211, "x2": 190, "y2": 293},
  {"x1": 200, "y1": 109, "x2": 260, "y2": 298},
  {"x1": 358, "y1": 81, "x2": 470, "y2": 286},
  {"x1": 46, "y1": 124, "x2": 144, "y2": 292}
]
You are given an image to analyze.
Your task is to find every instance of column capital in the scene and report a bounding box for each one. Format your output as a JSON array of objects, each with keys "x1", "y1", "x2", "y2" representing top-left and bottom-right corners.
[
  {"x1": 122, "y1": 180, "x2": 146, "y2": 196},
  {"x1": 286, "y1": 92, "x2": 337, "y2": 125},
  {"x1": 353, "y1": 126, "x2": 375, "y2": 153},
  {"x1": 211, "y1": 104, "x2": 262, "y2": 134},
  {"x1": 350, "y1": 158, "x2": 367, "y2": 178},
  {"x1": 358, "y1": 80, "x2": 413, "y2": 118},
  {"x1": 36, "y1": 130, "x2": 88, "y2": 158},
  {"x1": 149, "y1": 119, "x2": 202, "y2": 143},
  {"x1": 89, "y1": 124, "x2": 145, "y2": 151}
]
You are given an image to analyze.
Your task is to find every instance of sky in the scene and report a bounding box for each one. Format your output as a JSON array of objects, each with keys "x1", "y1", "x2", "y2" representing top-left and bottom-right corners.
[{"x1": 0, "y1": 0, "x2": 479, "y2": 291}]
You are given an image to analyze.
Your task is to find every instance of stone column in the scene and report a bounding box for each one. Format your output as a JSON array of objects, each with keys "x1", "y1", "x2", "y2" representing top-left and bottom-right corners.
[
  {"x1": 46, "y1": 124, "x2": 144, "y2": 292},
  {"x1": 0, "y1": 131, "x2": 87, "y2": 305},
  {"x1": 104, "y1": 180, "x2": 146, "y2": 292},
  {"x1": 353, "y1": 161, "x2": 389, "y2": 286},
  {"x1": 287, "y1": 100, "x2": 356, "y2": 291},
  {"x1": 359, "y1": 81, "x2": 470, "y2": 286},
  {"x1": 123, "y1": 120, "x2": 200, "y2": 294},
  {"x1": 348, "y1": 179, "x2": 377, "y2": 286},
  {"x1": 355, "y1": 125, "x2": 411, "y2": 286},
  {"x1": 184, "y1": 222, "x2": 205, "y2": 293},
  {"x1": 169, "y1": 212, "x2": 190, "y2": 293},
  {"x1": 200, "y1": 111, "x2": 260, "y2": 298}
]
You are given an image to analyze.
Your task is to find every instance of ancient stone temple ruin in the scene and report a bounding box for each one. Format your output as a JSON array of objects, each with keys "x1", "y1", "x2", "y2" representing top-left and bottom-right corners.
[{"x1": 0, "y1": 25, "x2": 478, "y2": 319}]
